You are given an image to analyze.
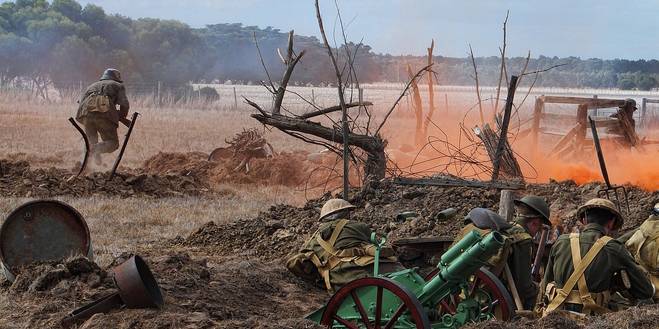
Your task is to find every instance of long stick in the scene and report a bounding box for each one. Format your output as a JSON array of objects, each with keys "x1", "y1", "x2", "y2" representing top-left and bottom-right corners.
[
  {"x1": 469, "y1": 44, "x2": 484, "y2": 125},
  {"x1": 315, "y1": 0, "x2": 349, "y2": 199},
  {"x1": 531, "y1": 226, "x2": 549, "y2": 281},
  {"x1": 492, "y1": 75, "x2": 518, "y2": 181},
  {"x1": 109, "y1": 112, "x2": 139, "y2": 181},
  {"x1": 494, "y1": 10, "x2": 509, "y2": 117}
]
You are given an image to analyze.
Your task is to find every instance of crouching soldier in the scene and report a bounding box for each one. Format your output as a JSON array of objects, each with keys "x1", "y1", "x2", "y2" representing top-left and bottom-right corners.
[
  {"x1": 541, "y1": 198, "x2": 654, "y2": 317},
  {"x1": 286, "y1": 199, "x2": 398, "y2": 291},
  {"x1": 453, "y1": 195, "x2": 551, "y2": 311},
  {"x1": 619, "y1": 203, "x2": 659, "y2": 303},
  {"x1": 75, "y1": 68, "x2": 130, "y2": 165}
]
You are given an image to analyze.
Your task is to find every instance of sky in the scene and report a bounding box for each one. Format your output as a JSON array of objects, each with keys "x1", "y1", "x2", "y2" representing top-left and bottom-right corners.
[{"x1": 71, "y1": 0, "x2": 659, "y2": 60}]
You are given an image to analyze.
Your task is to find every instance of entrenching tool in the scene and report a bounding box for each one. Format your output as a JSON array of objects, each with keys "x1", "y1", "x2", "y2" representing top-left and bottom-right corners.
[
  {"x1": 109, "y1": 112, "x2": 140, "y2": 181},
  {"x1": 60, "y1": 255, "x2": 163, "y2": 328},
  {"x1": 588, "y1": 116, "x2": 630, "y2": 214},
  {"x1": 307, "y1": 230, "x2": 514, "y2": 328},
  {"x1": 68, "y1": 118, "x2": 91, "y2": 178}
]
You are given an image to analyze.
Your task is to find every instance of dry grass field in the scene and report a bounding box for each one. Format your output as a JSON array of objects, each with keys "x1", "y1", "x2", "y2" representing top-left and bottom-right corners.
[{"x1": 0, "y1": 85, "x2": 658, "y2": 328}]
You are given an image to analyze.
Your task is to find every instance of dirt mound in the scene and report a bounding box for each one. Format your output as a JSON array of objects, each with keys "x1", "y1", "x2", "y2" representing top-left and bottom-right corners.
[
  {"x1": 463, "y1": 305, "x2": 659, "y2": 329},
  {"x1": 184, "y1": 180, "x2": 658, "y2": 262},
  {"x1": 12, "y1": 252, "x2": 325, "y2": 329},
  {"x1": 141, "y1": 151, "x2": 311, "y2": 187},
  {"x1": 6, "y1": 256, "x2": 111, "y2": 296},
  {"x1": 0, "y1": 159, "x2": 209, "y2": 198}
]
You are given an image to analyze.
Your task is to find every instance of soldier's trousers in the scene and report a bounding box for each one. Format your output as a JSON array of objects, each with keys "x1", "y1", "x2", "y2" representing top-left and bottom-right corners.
[{"x1": 83, "y1": 115, "x2": 119, "y2": 154}]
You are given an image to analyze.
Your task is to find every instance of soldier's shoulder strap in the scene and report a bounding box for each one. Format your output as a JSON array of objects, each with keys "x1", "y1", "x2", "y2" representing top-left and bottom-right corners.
[
  {"x1": 316, "y1": 219, "x2": 349, "y2": 256},
  {"x1": 544, "y1": 234, "x2": 612, "y2": 314}
]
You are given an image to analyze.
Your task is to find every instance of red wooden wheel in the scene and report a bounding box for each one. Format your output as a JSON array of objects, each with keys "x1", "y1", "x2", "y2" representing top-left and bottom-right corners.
[
  {"x1": 424, "y1": 267, "x2": 515, "y2": 321},
  {"x1": 320, "y1": 277, "x2": 431, "y2": 329}
]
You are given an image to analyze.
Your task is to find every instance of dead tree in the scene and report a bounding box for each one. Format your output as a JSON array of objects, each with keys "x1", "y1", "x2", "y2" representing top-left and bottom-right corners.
[
  {"x1": 407, "y1": 64, "x2": 424, "y2": 147},
  {"x1": 245, "y1": 28, "x2": 386, "y2": 182}
]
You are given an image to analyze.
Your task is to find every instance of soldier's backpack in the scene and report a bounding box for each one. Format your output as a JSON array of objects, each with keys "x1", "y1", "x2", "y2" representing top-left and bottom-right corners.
[
  {"x1": 81, "y1": 91, "x2": 111, "y2": 114},
  {"x1": 625, "y1": 215, "x2": 659, "y2": 299}
]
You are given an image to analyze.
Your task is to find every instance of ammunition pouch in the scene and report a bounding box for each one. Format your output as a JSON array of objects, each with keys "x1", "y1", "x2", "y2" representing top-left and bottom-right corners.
[
  {"x1": 82, "y1": 93, "x2": 111, "y2": 115},
  {"x1": 545, "y1": 282, "x2": 611, "y2": 314}
]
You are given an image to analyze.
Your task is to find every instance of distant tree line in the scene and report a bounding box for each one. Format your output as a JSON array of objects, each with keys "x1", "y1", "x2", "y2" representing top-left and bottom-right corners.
[{"x1": 1, "y1": 0, "x2": 658, "y2": 96}]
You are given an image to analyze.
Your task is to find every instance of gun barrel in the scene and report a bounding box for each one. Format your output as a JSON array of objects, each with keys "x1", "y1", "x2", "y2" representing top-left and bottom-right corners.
[
  {"x1": 439, "y1": 230, "x2": 481, "y2": 266},
  {"x1": 419, "y1": 231, "x2": 505, "y2": 305}
]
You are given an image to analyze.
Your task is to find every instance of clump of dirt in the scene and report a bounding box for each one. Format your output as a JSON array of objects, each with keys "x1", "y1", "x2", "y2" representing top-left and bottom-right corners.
[
  {"x1": 463, "y1": 305, "x2": 659, "y2": 329},
  {"x1": 25, "y1": 252, "x2": 326, "y2": 329},
  {"x1": 184, "y1": 180, "x2": 658, "y2": 262},
  {"x1": 141, "y1": 151, "x2": 311, "y2": 187},
  {"x1": 0, "y1": 159, "x2": 209, "y2": 198},
  {"x1": 3, "y1": 256, "x2": 113, "y2": 299}
]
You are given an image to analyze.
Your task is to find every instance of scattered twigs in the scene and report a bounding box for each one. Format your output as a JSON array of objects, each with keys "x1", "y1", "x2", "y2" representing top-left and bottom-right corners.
[{"x1": 252, "y1": 32, "x2": 276, "y2": 93}]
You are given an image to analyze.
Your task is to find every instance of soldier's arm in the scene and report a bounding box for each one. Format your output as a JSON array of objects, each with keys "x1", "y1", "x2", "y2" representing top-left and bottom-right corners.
[
  {"x1": 509, "y1": 239, "x2": 537, "y2": 310},
  {"x1": 613, "y1": 241, "x2": 654, "y2": 300},
  {"x1": 117, "y1": 84, "x2": 130, "y2": 118}
]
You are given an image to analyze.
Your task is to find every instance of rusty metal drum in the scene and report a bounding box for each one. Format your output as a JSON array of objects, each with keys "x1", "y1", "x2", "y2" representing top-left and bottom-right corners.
[{"x1": 0, "y1": 200, "x2": 93, "y2": 281}]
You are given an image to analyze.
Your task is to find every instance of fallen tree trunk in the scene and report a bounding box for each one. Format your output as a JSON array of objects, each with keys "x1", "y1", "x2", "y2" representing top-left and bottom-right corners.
[{"x1": 251, "y1": 113, "x2": 386, "y2": 180}]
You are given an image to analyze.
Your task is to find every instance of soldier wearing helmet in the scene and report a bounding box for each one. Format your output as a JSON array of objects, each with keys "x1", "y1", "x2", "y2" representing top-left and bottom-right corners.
[
  {"x1": 541, "y1": 198, "x2": 653, "y2": 316},
  {"x1": 504, "y1": 195, "x2": 552, "y2": 310},
  {"x1": 451, "y1": 195, "x2": 551, "y2": 310},
  {"x1": 286, "y1": 199, "x2": 397, "y2": 291},
  {"x1": 75, "y1": 68, "x2": 130, "y2": 165}
]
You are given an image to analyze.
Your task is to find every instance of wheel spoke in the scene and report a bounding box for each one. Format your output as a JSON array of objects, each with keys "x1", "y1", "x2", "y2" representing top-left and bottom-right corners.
[
  {"x1": 383, "y1": 304, "x2": 408, "y2": 329},
  {"x1": 440, "y1": 299, "x2": 456, "y2": 314},
  {"x1": 351, "y1": 290, "x2": 372, "y2": 328},
  {"x1": 374, "y1": 286, "x2": 383, "y2": 329},
  {"x1": 333, "y1": 315, "x2": 360, "y2": 329},
  {"x1": 468, "y1": 276, "x2": 481, "y2": 296}
]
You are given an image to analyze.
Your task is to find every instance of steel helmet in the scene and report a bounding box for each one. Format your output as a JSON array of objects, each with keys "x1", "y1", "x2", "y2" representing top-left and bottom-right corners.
[
  {"x1": 514, "y1": 195, "x2": 551, "y2": 226},
  {"x1": 464, "y1": 208, "x2": 512, "y2": 231},
  {"x1": 100, "y1": 68, "x2": 123, "y2": 82},
  {"x1": 319, "y1": 199, "x2": 356, "y2": 220},
  {"x1": 577, "y1": 198, "x2": 624, "y2": 230}
]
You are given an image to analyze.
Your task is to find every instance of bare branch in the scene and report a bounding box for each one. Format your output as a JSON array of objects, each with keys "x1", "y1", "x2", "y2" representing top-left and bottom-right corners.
[
  {"x1": 273, "y1": 31, "x2": 306, "y2": 114},
  {"x1": 376, "y1": 64, "x2": 433, "y2": 134},
  {"x1": 469, "y1": 44, "x2": 485, "y2": 125},
  {"x1": 493, "y1": 10, "x2": 509, "y2": 117},
  {"x1": 252, "y1": 32, "x2": 276, "y2": 93},
  {"x1": 522, "y1": 63, "x2": 569, "y2": 76},
  {"x1": 299, "y1": 101, "x2": 373, "y2": 120}
]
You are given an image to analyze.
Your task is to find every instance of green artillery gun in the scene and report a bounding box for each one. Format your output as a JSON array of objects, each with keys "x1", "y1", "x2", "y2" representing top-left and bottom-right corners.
[{"x1": 307, "y1": 230, "x2": 514, "y2": 328}]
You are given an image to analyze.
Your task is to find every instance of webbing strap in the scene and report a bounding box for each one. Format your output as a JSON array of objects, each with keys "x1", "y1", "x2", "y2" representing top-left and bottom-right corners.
[
  {"x1": 316, "y1": 219, "x2": 348, "y2": 256},
  {"x1": 569, "y1": 234, "x2": 608, "y2": 314},
  {"x1": 544, "y1": 234, "x2": 612, "y2": 314}
]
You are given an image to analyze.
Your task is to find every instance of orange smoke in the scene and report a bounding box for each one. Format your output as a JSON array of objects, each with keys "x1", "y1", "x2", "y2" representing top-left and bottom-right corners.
[{"x1": 382, "y1": 104, "x2": 659, "y2": 191}]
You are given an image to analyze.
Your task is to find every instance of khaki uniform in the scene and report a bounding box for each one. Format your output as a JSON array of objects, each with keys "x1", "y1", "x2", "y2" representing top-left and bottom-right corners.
[
  {"x1": 286, "y1": 218, "x2": 396, "y2": 291},
  {"x1": 542, "y1": 223, "x2": 653, "y2": 315},
  {"x1": 76, "y1": 79, "x2": 129, "y2": 154},
  {"x1": 621, "y1": 214, "x2": 659, "y2": 301}
]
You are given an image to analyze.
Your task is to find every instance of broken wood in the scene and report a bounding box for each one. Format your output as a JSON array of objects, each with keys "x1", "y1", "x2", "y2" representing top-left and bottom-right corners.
[
  {"x1": 492, "y1": 75, "x2": 519, "y2": 181},
  {"x1": 424, "y1": 39, "x2": 436, "y2": 138},
  {"x1": 475, "y1": 124, "x2": 523, "y2": 180},
  {"x1": 407, "y1": 64, "x2": 424, "y2": 147},
  {"x1": 273, "y1": 31, "x2": 306, "y2": 114},
  {"x1": 469, "y1": 44, "x2": 485, "y2": 125},
  {"x1": 252, "y1": 113, "x2": 386, "y2": 179},
  {"x1": 394, "y1": 177, "x2": 524, "y2": 190},
  {"x1": 498, "y1": 189, "x2": 516, "y2": 222}
]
